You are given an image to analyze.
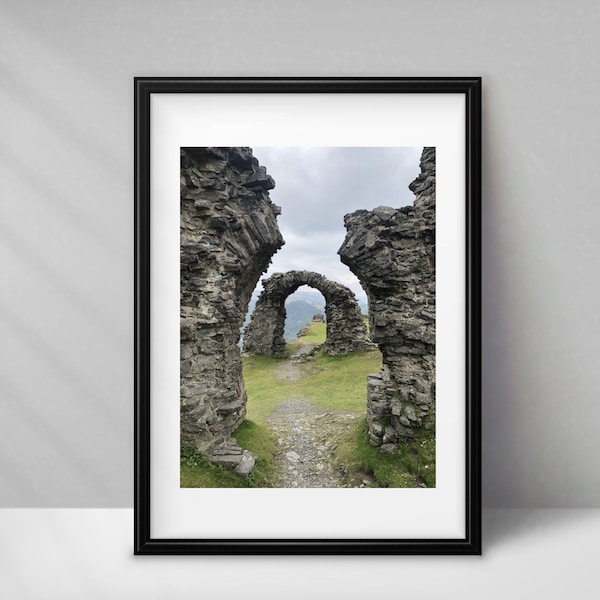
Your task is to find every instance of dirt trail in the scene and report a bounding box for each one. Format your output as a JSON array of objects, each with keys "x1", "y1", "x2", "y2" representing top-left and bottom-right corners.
[
  {"x1": 273, "y1": 342, "x2": 320, "y2": 382},
  {"x1": 268, "y1": 344, "x2": 370, "y2": 488}
]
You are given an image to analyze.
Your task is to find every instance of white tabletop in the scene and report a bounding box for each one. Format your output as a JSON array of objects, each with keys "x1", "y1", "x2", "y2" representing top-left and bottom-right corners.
[{"x1": 0, "y1": 509, "x2": 596, "y2": 600}]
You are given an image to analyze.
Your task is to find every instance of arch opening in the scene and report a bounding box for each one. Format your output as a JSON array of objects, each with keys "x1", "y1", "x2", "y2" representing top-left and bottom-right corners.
[
  {"x1": 243, "y1": 270, "x2": 371, "y2": 357},
  {"x1": 283, "y1": 285, "x2": 326, "y2": 343}
]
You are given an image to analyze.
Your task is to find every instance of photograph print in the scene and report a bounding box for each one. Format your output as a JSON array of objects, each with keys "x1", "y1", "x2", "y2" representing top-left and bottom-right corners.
[{"x1": 179, "y1": 146, "x2": 436, "y2": 490}]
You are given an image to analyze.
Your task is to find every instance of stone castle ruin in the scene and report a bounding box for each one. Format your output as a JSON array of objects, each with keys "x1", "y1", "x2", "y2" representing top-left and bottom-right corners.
[
  {"x1": 180, "y1": 146, "x2": 436, "y2": 474},
  {"x1": 242, "y1": 270, "x2": 371, "y2": 357},
  {"x1": 338, "y1": 147, "x2": 436, "y2": 451},
  {"x1": 180, "y1": 147, "x2": 283, "y2": 474}
]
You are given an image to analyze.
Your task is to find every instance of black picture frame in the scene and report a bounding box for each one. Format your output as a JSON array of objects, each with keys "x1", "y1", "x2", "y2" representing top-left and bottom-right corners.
[{"x1": 134, "y1": 77, "x2": 481, "y2": 555}]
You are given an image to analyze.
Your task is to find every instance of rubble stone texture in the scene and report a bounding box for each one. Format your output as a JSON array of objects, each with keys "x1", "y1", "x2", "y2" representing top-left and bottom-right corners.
[
  {"x1": 338, "y1": 147, "x2": 436, "y2": 450},
  {"x1": 243, "y1": 270, "x2": 371, "y2": 357},
  {"x1": 180, "y1": 147, "x2": 284, "y2": 473}
]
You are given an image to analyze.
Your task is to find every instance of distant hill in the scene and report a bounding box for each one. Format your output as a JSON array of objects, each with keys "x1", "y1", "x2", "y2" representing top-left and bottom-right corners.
[{"x1": 284, "y1": 300, "x2": 325, "y2": 341}]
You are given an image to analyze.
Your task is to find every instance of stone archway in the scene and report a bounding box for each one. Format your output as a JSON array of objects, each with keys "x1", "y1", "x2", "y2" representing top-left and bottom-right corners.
[
  {"x1": 243, "y1": 270, "x2": 371, "y2": 357},
  {"x1": 338, "y1": 147, "x2": 436, "y2": 450},
  {"x1": 180, "y1": 147, "x2": 284, "y2": 473}
]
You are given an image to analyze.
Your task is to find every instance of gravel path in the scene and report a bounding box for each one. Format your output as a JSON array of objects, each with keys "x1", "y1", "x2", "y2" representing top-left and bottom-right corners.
[
  {"x1": 266, "y1": 342, "x2": 374, "y2": 488},
  {"x1": 268, "y1": 398, "x2": 361, "y2": 488},
  {"x1": 274, "y1": 342, "x2": 320, "y2": 382}
]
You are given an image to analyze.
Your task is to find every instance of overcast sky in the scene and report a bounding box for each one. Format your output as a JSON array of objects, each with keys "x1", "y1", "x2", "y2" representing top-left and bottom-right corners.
[{"x1": 251, "y1": 147, "x2": 423, "y2": 304}]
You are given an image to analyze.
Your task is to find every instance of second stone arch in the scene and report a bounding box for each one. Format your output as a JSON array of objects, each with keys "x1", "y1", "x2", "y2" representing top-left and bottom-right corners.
[{"x1": 243, "y1": 270, "x2": 371, "y2": 357}]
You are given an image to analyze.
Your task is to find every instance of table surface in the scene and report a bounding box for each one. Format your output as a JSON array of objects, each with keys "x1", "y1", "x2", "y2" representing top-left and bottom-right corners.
[{"x1": 0, "y1": 509, "x2": 597, "y2": 599}]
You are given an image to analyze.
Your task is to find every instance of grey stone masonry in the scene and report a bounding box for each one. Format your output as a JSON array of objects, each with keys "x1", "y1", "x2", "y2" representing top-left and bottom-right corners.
[
  {"x1": 180, "y1": 147, "x2": 284, "y2": 471},
  {"x1": 338, "y1": 147, "x2": 436, "y2": 451},
  {"x1": 243, "y1": 270, "x2": 371, "y2": 357}
]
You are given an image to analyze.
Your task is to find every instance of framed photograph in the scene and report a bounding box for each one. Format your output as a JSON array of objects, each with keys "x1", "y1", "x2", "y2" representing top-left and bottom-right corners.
[{"x1": 134, "y1": 77, "x2": 481, "y2": 554}]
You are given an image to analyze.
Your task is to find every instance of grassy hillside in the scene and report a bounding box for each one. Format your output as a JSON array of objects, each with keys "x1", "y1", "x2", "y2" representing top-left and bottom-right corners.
[
  {"x1": 243, "y1": 347, "x2": 379, "y2": 423},
  {"x1": 181, "y1": 321, "x2": 435, "y2": 488},
  {"x1": 289, "y1": 321, "x2": 327, "y2": 347}
]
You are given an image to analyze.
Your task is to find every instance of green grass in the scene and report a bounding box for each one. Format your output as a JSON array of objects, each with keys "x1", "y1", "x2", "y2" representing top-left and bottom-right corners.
[
  {"x1": 334, "y1": 418, "x2": 436, "y2": 488},
  {"x1": 234, "y1": 419, "x2": 278, "y2": 485},
  {"x1": 239, "y1": 354, "x2": 297, "y2": 423},
  {"x1": 288, "y1": 321, "x2": 327, "y2": 348},
  {"x1": 242, "y1": 347, "x2": 382, "y2": 422},
  {"x1": 289, "y1": 349, "x2": 381, "y2": 413},
  {"x1": 181, "y1": 320, "x2": 435, "y2": 488},
  {"x1": 180, "y1": 420, "x2": 278, "y2": 488},
  {"x1": 181, "y1": 446, "x2": 248, "y2": 488}
]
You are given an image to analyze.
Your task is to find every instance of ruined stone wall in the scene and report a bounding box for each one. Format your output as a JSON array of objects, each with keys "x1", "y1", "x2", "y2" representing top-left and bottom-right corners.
[
  {"x1": 180, "y1": 147, "x2": 284, "y2": 473},
  {"x1": 338, "y1": 147, "x2": 436, "y2": 451},
  {"x1": 243, "y1": 270, "x2": 370, "y2": 357}
]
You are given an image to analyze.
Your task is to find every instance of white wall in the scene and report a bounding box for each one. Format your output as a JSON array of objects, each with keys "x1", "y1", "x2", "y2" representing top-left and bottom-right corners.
[{"x1": 1, "y1": 0, "x2": 599, "y2": 508}]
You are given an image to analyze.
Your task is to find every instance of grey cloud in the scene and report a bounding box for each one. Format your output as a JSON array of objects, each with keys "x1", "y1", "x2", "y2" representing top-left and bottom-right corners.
[
  {"x1": 251, "y1": 147, "x2": 422, "y2": 301},
  {"x1": 254, "y1": 147, "x2": 420, "y2": 234}
]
